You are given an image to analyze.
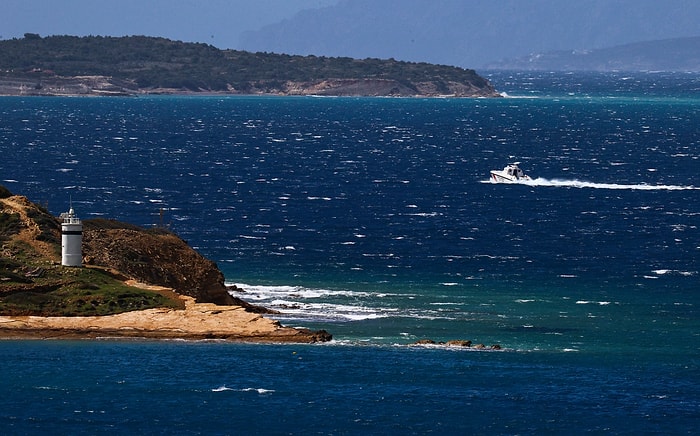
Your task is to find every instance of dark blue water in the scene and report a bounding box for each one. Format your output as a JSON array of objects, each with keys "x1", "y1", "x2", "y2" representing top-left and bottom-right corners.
[
  {"x1": 1, "y1": 71, "x2": 699, "y2": 433},
  {"x1": 1, "y1": 341, "x2": 698, "y2": 434}
]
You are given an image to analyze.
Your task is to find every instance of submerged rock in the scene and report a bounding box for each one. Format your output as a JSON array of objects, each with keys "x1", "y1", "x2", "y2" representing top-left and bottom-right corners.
[
  {"x1": 446, "y1": 340, "x2": 472, "y2": 347},
  {"x1": 413, "y1": 339, "x2": 503, "y2": 350}
]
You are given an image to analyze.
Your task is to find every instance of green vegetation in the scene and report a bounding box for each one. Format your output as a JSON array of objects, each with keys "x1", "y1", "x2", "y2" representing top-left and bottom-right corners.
[
  {"x1": 26, "y1": 204, "x2": 61, "y2": 245},
  {"x1": 1, "y1": 184, "x2": 184, "y2": 316},
  {"x1": 0, "y1": 212, "x2": 22, "y2": 241},
  {"x1": 0, "y1": 268, "x2": 180, "y2": 316},
  {"x1": 0, "y1": 266, "x2": 182, "y2": 316},
  {"x1": 0, "y1": 34, "x2": 489, "y2": 92},
  {"x1": 0, "y1": 187, "x2": 21, "y2": 241},
  {"x1": 84, "y1": 217, "x2": 172, "y2": 236}
]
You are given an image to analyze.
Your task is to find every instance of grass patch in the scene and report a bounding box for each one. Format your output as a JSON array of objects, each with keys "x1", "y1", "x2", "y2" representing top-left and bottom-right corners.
[{"x1": 0, "y1": 267, "x2": 182, "y2": 316}]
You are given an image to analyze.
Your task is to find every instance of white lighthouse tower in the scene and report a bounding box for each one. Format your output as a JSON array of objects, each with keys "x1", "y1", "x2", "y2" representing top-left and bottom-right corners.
[{"x1": 60, "y1": 204, "x2": 83, "y2": 267}]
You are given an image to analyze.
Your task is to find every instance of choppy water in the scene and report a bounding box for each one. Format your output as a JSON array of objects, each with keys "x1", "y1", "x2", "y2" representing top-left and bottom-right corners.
[{"x1": 1, "y1": 71, "x2": 698, "y2": 433}]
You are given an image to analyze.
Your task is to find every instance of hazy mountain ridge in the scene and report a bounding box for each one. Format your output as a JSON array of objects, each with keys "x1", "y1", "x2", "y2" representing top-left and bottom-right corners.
[
  {"x1": 486, "y1": 37, "x2": 700, "y2": 72},
  {"x1": 239, "y1": 0, "x2": 700, "y2": 70}
]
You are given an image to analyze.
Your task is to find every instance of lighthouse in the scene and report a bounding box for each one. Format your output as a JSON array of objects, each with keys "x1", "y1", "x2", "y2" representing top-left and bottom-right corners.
[{"x1": 60, "y1": 205, "x2": 83, "y2": 267}]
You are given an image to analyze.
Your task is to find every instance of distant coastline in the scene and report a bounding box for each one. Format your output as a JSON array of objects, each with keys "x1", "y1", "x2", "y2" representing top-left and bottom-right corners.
[
  {"x1": 0, "y1": 35, "x2": 499, "y2": 98},
  {"x1": 0, "y1": 75, "x2": 499, "y2": 98}
]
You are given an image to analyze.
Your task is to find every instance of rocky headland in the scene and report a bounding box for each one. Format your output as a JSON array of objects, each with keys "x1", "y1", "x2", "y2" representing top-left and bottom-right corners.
[
  {"x1": 0, "y1": 292, "x2": 332, "y2": 342},
  {"x1": 0, "y1": 34, "x2": 499, "y2": 98},
  {"x1": 0, "y1": 186, "x2": 331, "y2": 342}
]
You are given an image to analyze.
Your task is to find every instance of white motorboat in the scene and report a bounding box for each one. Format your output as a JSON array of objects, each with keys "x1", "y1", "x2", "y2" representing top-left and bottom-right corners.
[{"x1": 490, "y1": 163, "x2": 532, "y2": 183}]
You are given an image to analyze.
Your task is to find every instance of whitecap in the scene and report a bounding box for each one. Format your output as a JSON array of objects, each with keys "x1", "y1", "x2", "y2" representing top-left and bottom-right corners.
[
  {"x1": 212, "y1": 386, "x2": 234, "y2": 392},
  {"x1": 344, "y1": 313, "x2": 387, "y2": 321},
  {"x1": 405, "y1": 212, "x2": 439, "y2": 217},
  {"x1": 213, "y1": 386, "x2": 273, "y2": 394},
  {"x1": 240, "y1": 388, "x2": 275, "y2": 394},
  {"x1": 576, "y1": 300, "x2": 612, "y2": 305}
]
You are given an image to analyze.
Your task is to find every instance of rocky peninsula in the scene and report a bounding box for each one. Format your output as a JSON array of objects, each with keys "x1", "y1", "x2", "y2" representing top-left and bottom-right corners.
[
  {"x1": 0, "y1": 292, "x2": 331, "y2": 342},
  {"x1": 0, "y1": 186, "x2": 331, "y2": 343},
  {"x1": 0, "y1": 34, "x2": 499, "y2": 98}
]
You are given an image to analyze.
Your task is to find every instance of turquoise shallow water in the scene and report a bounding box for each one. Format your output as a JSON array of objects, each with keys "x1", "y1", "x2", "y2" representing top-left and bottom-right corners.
[{"x1": 1, "y1": 71, "x2": 699, "y2": 433}]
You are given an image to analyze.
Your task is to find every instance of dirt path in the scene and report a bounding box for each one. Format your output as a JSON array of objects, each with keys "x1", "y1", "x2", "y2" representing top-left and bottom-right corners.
[{"x1": 1, "y1": 196, "x2": 60, "y2": 261}]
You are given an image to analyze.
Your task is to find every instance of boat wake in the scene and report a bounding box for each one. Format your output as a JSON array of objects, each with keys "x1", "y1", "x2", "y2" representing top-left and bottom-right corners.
[{"x1": 484, "y1": 178, "x2": 699, "y2": 190}]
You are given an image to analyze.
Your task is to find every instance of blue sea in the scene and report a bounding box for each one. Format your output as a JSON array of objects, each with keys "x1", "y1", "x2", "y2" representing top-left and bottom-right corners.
[{"x1": 1, "y1": 71, "x2": 699, "y2": 434}]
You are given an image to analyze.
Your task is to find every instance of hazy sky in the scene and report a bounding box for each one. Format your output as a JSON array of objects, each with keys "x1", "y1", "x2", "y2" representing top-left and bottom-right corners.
[
  {"x1": 1, "y1": 0, "x2": 339, "y2": 48},
  {"x1": 5, "y1": 0, "x2": 698, "y2": 68}
]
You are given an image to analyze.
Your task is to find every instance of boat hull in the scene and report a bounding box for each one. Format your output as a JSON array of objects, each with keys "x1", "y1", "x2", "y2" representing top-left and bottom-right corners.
[
  {"x1": 490, "y1": 171, "x2": 531, "y2": 183},
  {"x1": 490, "y1": 163, "x2": 532, "y2": 183}
]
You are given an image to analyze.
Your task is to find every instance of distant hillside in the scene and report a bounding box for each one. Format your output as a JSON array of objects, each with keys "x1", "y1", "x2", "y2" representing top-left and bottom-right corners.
[
  {"x1": 239, "y1": 0, "x2": 700, "y2": 69},
  {"x1": 486, "y1": 37, "x2": 700, "y2": 72},
  {"x1": 0, "y1": 34, "x2": 497, "y2": 97}
]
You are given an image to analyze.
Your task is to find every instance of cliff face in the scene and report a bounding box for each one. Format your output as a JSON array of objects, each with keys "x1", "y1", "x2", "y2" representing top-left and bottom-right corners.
[
  {"x1": 0, "y1": 75, "x2": 135, "y2": 97},
  {"x1": 82, "y1": 222, "x2": 235, "y2": 305},
  {"x1": 0, "y1": 74, "x2": 499, "y2": 98},
  {"x1": 269, "y1": 78, "x2": 497, "y2": 97}
]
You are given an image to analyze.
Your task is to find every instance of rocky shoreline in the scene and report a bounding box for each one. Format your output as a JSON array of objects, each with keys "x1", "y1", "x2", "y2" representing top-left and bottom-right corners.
[
  {"x1": 0, "y1": 292, "x2": 331, "y2": 343},
  {"x1": 1, "y1": 35, "x2": 500, "y2": 98},
  {"x1": 0, "y1": 184, "x2": 503, "y2": 348},
  {"x1": 1, "y1": 190, "x2": 331, "y2": 344},
  {"x1": 0, "y1": 75, "x2": 499, "y2": 98}
]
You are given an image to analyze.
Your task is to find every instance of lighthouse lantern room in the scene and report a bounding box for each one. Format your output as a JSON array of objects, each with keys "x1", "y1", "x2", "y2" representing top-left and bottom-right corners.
[{"x1": 60, "y1": 205, "x2": 83, "y2": 267}]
